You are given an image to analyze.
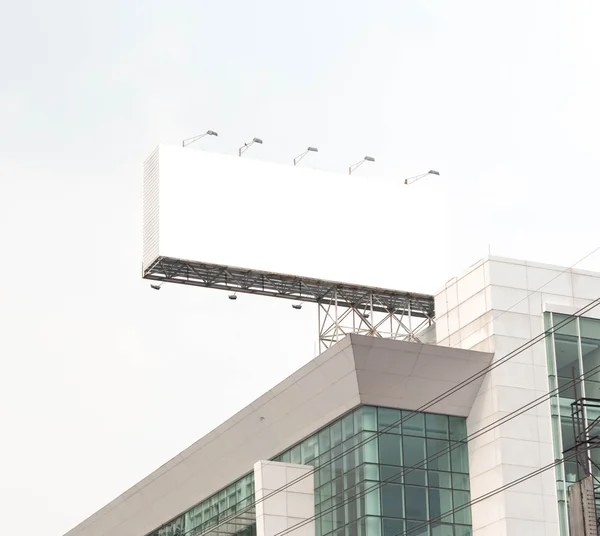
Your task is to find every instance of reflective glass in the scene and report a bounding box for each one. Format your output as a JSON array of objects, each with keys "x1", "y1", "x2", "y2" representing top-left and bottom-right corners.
[
  {"x1": 431, "y1": 524, "x2": 454, "y2": 536},
  {"x1": 449, "y1": 417, "x2": 467, "y2": 442},
  {"x1": 405, "y1": 485, "x2": 428, "y2": 521},
  {"x1": 382, "y1": 517, "x2": 404, "y2": 536},
  {"x1": 403, "y1": 411, "x2": 426, "y2": 436},
  {"x1": 404, "y1": 436, "x2": 427, "y2": 468},
  {"x1": 426, "y1": 414, "x2": 449, "y2": 439},
  {"x1": 379, "y1": 433, "x2": 402, "y2": 466},
  {"x1": 430, "y1": 471, "x2": 452, "y2": 489},
  {"x1": 378, "y1": 407, "x2": 401, "y2": 434},
  {"x1": 405, "y1": 469, "x2": 427, "y2": 487},
  {"x1": 427, "y1": 440, "x2": 451, "y2": 472},
  {"x1": 381, "y1": 483, "x2": 404, "y2": 519}
]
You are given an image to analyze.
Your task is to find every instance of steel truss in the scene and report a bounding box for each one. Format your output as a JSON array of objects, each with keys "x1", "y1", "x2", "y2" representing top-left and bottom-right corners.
[{"x1": 144, "y1": 256, "x2": 435, "y2": 351}]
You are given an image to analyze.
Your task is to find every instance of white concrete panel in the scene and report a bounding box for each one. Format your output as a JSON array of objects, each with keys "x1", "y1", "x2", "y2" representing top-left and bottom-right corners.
[
  {"x1": 457, "y1": 265, "x2": 487, "y2": 303},
  {"x1": 572, "y1": 273, "x2": 600, "y2": 299},
  {"x1": 525, "y1": 266, "x2": 573, "y2": 296},
  {"x1": 458, "y1": 289, "x2": 488, "y2": 327},
  {"x1": 488, "y1": 259, "x2": 528, "y2": 289},
  {"x1": 492, "y1": 312, "x2": 532, "y2": 339},
  {"x1": 489, "y1": 285, "x2": 530, "y2": 314},
  {"x1": 500, "y1": 490, "x2": 545, "y2": 521}
]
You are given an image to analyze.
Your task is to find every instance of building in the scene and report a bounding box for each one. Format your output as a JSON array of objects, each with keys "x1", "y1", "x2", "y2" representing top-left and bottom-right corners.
[{"x1": 64, "y1": 252, "x2": 600, "y2": 536}]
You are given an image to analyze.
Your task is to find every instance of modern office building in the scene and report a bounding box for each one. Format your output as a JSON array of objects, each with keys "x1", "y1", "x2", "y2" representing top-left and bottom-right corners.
[
  {"x1": 64, "y1": 247, "x2": 600, "y2": 536},
  {"x1": 64, "y1": 146, "x2": 600, "y2": 536}
]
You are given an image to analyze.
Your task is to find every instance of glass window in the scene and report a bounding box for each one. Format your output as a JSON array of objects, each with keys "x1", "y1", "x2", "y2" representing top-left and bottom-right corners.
[
  {"x1": 365, "y1": 516, "x2": 382, "y2": 536},
  {"x1": 360, "y1": 406, "x2": 379, "y2": 432},
  {"x1": 343, "y1": 413, "x2": 355, "y2": 441},
  {"x1": 403, "y1": 411, "x2": 425, "y2": 436},
  {"x1": 450, "y1": 443, "x2": 469, "y2": 474},
  {"x1": 427, "y1": 439, "x2": 451, "y2": 472},
  {"x1": 426, "y1": 414, "x2": 449, "y2": 439},
  {"x1": 431, "y1": 524, "x2": 454, "y2": 536},
  {"x1": 379, "y1": 433, "x2": 402, "y2": 466},
  {"x1": 405, "y1": 485, "x2": 428, "y2": 520},
  {"x1": 406, "y1": 520, "x2": 430, "y2": 536},
  {"x1": 429, "y1": 471, "x2": 452, "y2": 489},
  {"x1": 405, "y1": 469, "x2": 427, "y2": 487},
  {"x1": 404, "y1": 436, "x2": 427, "y2": 468},
  {"x1": 364, "y1": 463, "x2": 380, "y2": 481},
  {"x1": 429, "y1": 488, "x2": 453, "y2": 523},
  {"x1": 453, "y1": 491, "x2": 471, "y2": 525},
  {"x1": 451, "y1": 473, "x2": 470, "y2": 491},
  {"x1": 331, "y1": 420, "x2": 343, "y2": 447},
  {"x1": 362, "y1": 432, "x2": 379, "y2": 464},
  {"x1": 454, "y1": 525, "x2": 472, "y2": 536},
  {"x1": 302, "y1": 434, "x2": 319, "y2": 464},
  {"x1": 319, "y1": 427, "x2": 332, "y2": 453},
  {"x1": 449, "y1": 417, "x2": 467, "y2": 442},
  {"x1": 382, "y1": 517, "x2": 404, "y2": 536},
  {"x1": 381, "y1": 464, "x2": 403, "y2": 484},
  {"x1": 379, "y1": 407, "x2": 401, "y2": 434},
  {"x1": 364, "y1": 483, "x2": 381, "y2": 516},
  {"x1": 290, "y1": 444, "x2": 302, "y2": 464},
  {"x1": 382, "y1": 483, "x2": 404, "y2": 518}
]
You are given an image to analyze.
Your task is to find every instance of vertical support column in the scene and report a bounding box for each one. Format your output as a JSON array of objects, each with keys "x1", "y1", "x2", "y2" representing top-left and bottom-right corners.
[{"x1": 254, "y1": 461, "x2": 315, "y2": 536}]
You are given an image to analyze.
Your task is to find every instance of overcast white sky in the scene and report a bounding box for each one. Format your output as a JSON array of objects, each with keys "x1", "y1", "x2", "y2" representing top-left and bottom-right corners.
[{"x1": 1, "y1": 1, "x2": 600, "y2": 535}]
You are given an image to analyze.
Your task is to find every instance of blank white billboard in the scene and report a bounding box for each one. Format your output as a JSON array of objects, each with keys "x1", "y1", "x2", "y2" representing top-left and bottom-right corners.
[{"x1": 142, "y1": 144, "x2": 448, "y2": 291}]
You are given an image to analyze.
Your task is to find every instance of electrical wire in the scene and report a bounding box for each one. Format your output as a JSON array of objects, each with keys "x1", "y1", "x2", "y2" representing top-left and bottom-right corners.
[
  {"x1": 398, "y1": 452, "x2": 579, "y2": 536},
  {"x1": 194, "y1": 297, "x2": 600, "y2": 536},
  {"x1": 271, "y1": 362, "x2": 600, "y2": 536}
]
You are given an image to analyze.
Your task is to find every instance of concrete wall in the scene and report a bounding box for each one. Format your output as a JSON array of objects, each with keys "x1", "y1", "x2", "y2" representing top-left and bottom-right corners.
[{"x1": 435, "y1": 256, "x2": 600, "y2": 536}]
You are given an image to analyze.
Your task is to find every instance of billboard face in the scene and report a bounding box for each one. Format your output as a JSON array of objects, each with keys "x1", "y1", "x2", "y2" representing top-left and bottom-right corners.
[{"x1": 143, "y1": 145, "x2": 447, "y2": 291}]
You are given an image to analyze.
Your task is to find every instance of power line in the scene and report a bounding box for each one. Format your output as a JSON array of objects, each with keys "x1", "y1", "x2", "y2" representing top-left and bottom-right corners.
[
  {"x1": 271, "y1": 362, "x2": 600, "y2": 536},
  {"x1": 399, "y1": 452, "x2": 578, "y2": 535},
  {"x1": 193, "y1": 297, "x2": 600, "y2": 536}
]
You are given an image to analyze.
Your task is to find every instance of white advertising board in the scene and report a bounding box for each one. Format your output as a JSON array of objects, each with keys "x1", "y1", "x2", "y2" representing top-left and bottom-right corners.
[{"x1": 143, "y1": 144, "x2": 448, "y2": 292}]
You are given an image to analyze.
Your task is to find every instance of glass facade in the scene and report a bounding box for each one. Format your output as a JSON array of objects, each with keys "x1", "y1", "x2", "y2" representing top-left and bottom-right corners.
[
  {"x1": 546, "y1": 312, "x2": 600, "y2": 535},
  {"x1": 273, "y1": 406, "x2": 472, "y2": 536},
  {"x1": 147, "y1": 472, "x2": 255, "y2": 536},
  {"x1": 147, "y1": 405, "x2": 472, "y2": 536}
]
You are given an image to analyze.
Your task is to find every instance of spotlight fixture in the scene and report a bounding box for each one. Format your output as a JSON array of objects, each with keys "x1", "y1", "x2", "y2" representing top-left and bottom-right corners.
[
  {"x1": 404, "y1": 170, "x2": 440, "y2": 185},
  {"x1": 239, "y1": 137, "x2": 263, "y2": 157},
  {"x1": 293, "y1": 146, "x2": 318, "y2": 166},
  {"x1": 349, "y1": 156, "x2": 375, "y2": 175},
  {"x1": 150, "y1": 283, "x2": 163, "y2": 290},
  {"x1": 228, "y1": 293, "x2": 238, "y2": 300},
  {"x1": 182, "y1": 130, "x2": 219, "y2": 148},
  {"x1": 292, "y1": 303, "x2": 303, "y2": 310}
]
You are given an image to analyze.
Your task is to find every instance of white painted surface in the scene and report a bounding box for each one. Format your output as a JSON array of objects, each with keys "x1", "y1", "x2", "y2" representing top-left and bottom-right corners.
[
  {"x1": 254, "y1": 461, "x2": 314, "y2": 536},
  {"x1": 141, "y1": 144, "x2": 441, "y2": 290},
  {"x1": 435, "y1": 256, "x2": 600, "y2": 536}
]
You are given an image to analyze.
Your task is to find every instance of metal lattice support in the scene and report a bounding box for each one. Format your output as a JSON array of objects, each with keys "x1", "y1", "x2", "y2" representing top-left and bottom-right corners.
[{"x1": 144, "y1": 256, "x2": 435, "y2": 351}]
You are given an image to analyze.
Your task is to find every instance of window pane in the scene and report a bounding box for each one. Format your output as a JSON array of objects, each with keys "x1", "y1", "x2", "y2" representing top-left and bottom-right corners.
[
  {"x1": 429, "y1": 471, "x2": 452, "y2": 489},
  {"x1": 453, "y1": 491, "x2": 471, "y2": 525},
  {"x1": 553, "y1": 313, "x2": 578, "y2": 336},
  {"x1": 405, "y1": 485, "x2": 428, "y2": 521},
  {"x1": 379, "y1": 407, "x2": 401, "y2": 434},
  {"x1": 290, "y1": 445, "x2": 302, "y2": 464},
  {"x1": 363, "y1": 432, "x2": 379, "y2": 464},
  {"x1": 581, "y1": 317, "x2": 600, "y2": 339},
  {"x1": 319, "y1": 428, "x2": 332, "y2": 453},
  {"x1": 454, "y1": 525, "x2": 472, "y2": 536},
  {"x1": 364, "y1": 483, "x2": 381, "y2": 516},
  {"x1": 380, "y1": 433, "x2": 402, "y2": 466},
  {"x1": 404, "y1": 436, "x2": 427, "y2": 468},
  {"x1": 343, "y1": 413, "x2": 355, "y2": 441},
  {"x1": 382, "y1": 517, "x2": 404, "y2": 536},
  {"x1": 449, "y1": 417, "x2": 467, "y2": 442},
  {"x1": 331, "y1": 421, "x2": 343, "y2": 447},
  {"x1": 382, "y1": 483, "x2": 404, "y2": 518},
  {"x1": 364, "y1": 463, "x2": 380, "y2": 481},
  {"x1": 426, "y1": 414, "x2": 449, "y2": 439},
  {"x1": 429, "y1": 488, "x2": 453, "y2": 523},
  {"x1": 406, "y1": 521, "x2": 430, "y2": 536},
  {"x1": 427, "y1": 439, "x2": 451, "y2": 471},
  {"x1": 431, "y1": 524, "x2": 454, "y2": 536},
  {"x1": 280, "y1": 450, "x2": 291, "y2": 463},
  {"x1": 302, "y1": 434, "x2": 319, "y2": 463},
  {"x1": 450, "y1": 443, "x2": 469, "y2": 474},
  {"x1": 405, "y1": 469, "x2": 427, "y2": 487},
  {"x1": 381, "y1": 464, "x2": 403, "y2": 484},
  {"x1": 582, "y1": 337, "x2": 600, "y2": 398},
  {"x1": 362, "y1": 406, "x2": 378, "y2": 431},
  {"x1": 452, "y1": 473, "x2": 470, "y2": 491},
  {"x1": 403, "y1": 411, "x2": 425, "y2": 436},
  {"x1": 365, "y1": 516, "x2": 382, "y2": 536},
  {"x1": 554, "y1": 333, "x2": 580, "y2": 401}
]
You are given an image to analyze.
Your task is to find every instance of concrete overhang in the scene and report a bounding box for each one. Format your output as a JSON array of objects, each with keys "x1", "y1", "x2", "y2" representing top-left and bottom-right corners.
[{"x1": 65, "y1": 335, "x2": 492, "y2": 536}]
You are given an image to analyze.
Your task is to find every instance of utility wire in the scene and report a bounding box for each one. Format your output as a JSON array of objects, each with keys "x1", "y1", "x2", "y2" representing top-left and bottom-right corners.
[
  {"x1": 194, "y1": 297, "x2": 600, "y2": 536},
  {"x1": 271, "y1": 362, "x2": 600, "y2": 536},
  {"x1": 399, "y1": 452, "x2": 579, "y2": 536}
]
